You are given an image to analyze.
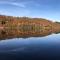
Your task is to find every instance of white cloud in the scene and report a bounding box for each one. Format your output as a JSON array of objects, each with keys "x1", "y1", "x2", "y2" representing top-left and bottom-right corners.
[
  {"x1": 0, "y1": 0, "x2": 37, "y2": 8},
  {"x1": 0, "y1": 9, "x2": 31, "y2": 17},
  {"x1": 11, "y1": 2, "x2": 25, "y2": 8},
  {"x1": 0, "y1": 0, "x2": 15, "y2": 2},
  {"x1": 0, "y1": 1, "x2": 26, "y2": 8},
  {"x1": 0, "y1": 1, "x2": 31, "y2": 16},
  {"x1": 0, "y1": 11, "x2": 13, "y2": 16}
]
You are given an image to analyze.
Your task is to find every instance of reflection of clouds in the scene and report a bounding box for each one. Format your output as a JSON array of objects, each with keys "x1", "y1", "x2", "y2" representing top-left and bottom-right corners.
[
  {"x1": 0, "y1": 46, "x2": 27, "y2": 52},
  {"x1": 11, "y1": 47, "x2": 26, "y2": 51}
]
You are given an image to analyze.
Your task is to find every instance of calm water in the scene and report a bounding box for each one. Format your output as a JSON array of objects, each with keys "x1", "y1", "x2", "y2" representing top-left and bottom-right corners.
[{"x1": 0, "y1": 33, "x2": 60, "y2": 60}]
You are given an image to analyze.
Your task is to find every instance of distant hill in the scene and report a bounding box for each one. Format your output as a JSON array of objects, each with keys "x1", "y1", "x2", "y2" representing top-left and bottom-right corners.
[
  {"x1": 0, "y1": 15, "x2": 60, "y2": 40},
  {"x1": 0, "y1": 15, "x2": 60, "y2": 33}
]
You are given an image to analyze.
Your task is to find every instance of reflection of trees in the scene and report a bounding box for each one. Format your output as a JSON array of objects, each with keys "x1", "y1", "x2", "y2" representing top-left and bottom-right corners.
[
  {"x1": 1, "y1": 21, "x2": 6, "y2": 24},
  {"x1": 0, "y1": 18, "x2": 53, "y2": 40},
  {"x1": 0, "y1": 24, "x2": 53, "y2": 40},
  {"x1": 0, "y1": 24, "x2": 60, "y2": 40},
  {"x1": 21, "y1": 25, "x2": 33, "y2": 32},
  {"x1": 55, "y1": 31, "x2": 60, "y2": 34},
  {"x1": 19, "y1": 24, "x2": 43, "y2": 32},
  {"x1": 43, "y1": 25, "x2": 52, "y2": 31},
  {"x1": 1, "y1": 30, "x2": 6, "y2": 35},
  {"x1": 0, "y1": 15, "x2": 60, "y2": 40}
]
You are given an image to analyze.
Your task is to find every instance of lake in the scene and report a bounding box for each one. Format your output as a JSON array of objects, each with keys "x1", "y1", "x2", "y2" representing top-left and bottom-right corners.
[{"x1": 0, "y1": 33, "x2": 60, "y2": 60}]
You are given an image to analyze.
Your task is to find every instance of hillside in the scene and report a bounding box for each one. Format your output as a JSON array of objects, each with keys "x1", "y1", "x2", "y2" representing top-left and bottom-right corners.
[{"x1": 0, "y1": 15, "x2": 60, "y2": 39}]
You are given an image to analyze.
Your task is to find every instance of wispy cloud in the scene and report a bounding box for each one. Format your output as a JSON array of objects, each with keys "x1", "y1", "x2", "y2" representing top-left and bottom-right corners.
[
  {"x1": 11, "y1": 2, "x2": 26, "y2": 8},
  {"x1": 0, "y1": 0, "x2": 16, "y2": 2},
  {"x1": 0, "y1": 0, "x2": 37, "y2": 8},
  {"x1": 0, "y1": 1, "x2": 31, "y2": 16},
  {"x1": 0, "y1": 1, "x2": 26, "y2": 8}
]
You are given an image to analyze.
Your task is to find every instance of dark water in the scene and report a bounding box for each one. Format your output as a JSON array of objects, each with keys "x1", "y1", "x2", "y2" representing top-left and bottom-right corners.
[{"x1": 0, "y1": 33, "x2": 60, "y2": 60}]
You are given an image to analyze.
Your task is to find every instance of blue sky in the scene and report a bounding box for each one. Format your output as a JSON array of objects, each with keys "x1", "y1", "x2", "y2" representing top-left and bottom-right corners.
[{"x1": 0, "y1": 0, "x2": 60, "y2": 21}]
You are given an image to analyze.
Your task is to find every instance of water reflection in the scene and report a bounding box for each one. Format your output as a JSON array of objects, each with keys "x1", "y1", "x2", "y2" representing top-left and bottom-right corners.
[
  {"x1": 0, "y1": 28, "x2": 60, "y2": 60},
  {"x1": 0, "y1": 27, "x2": 60, "y2": 40}
]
